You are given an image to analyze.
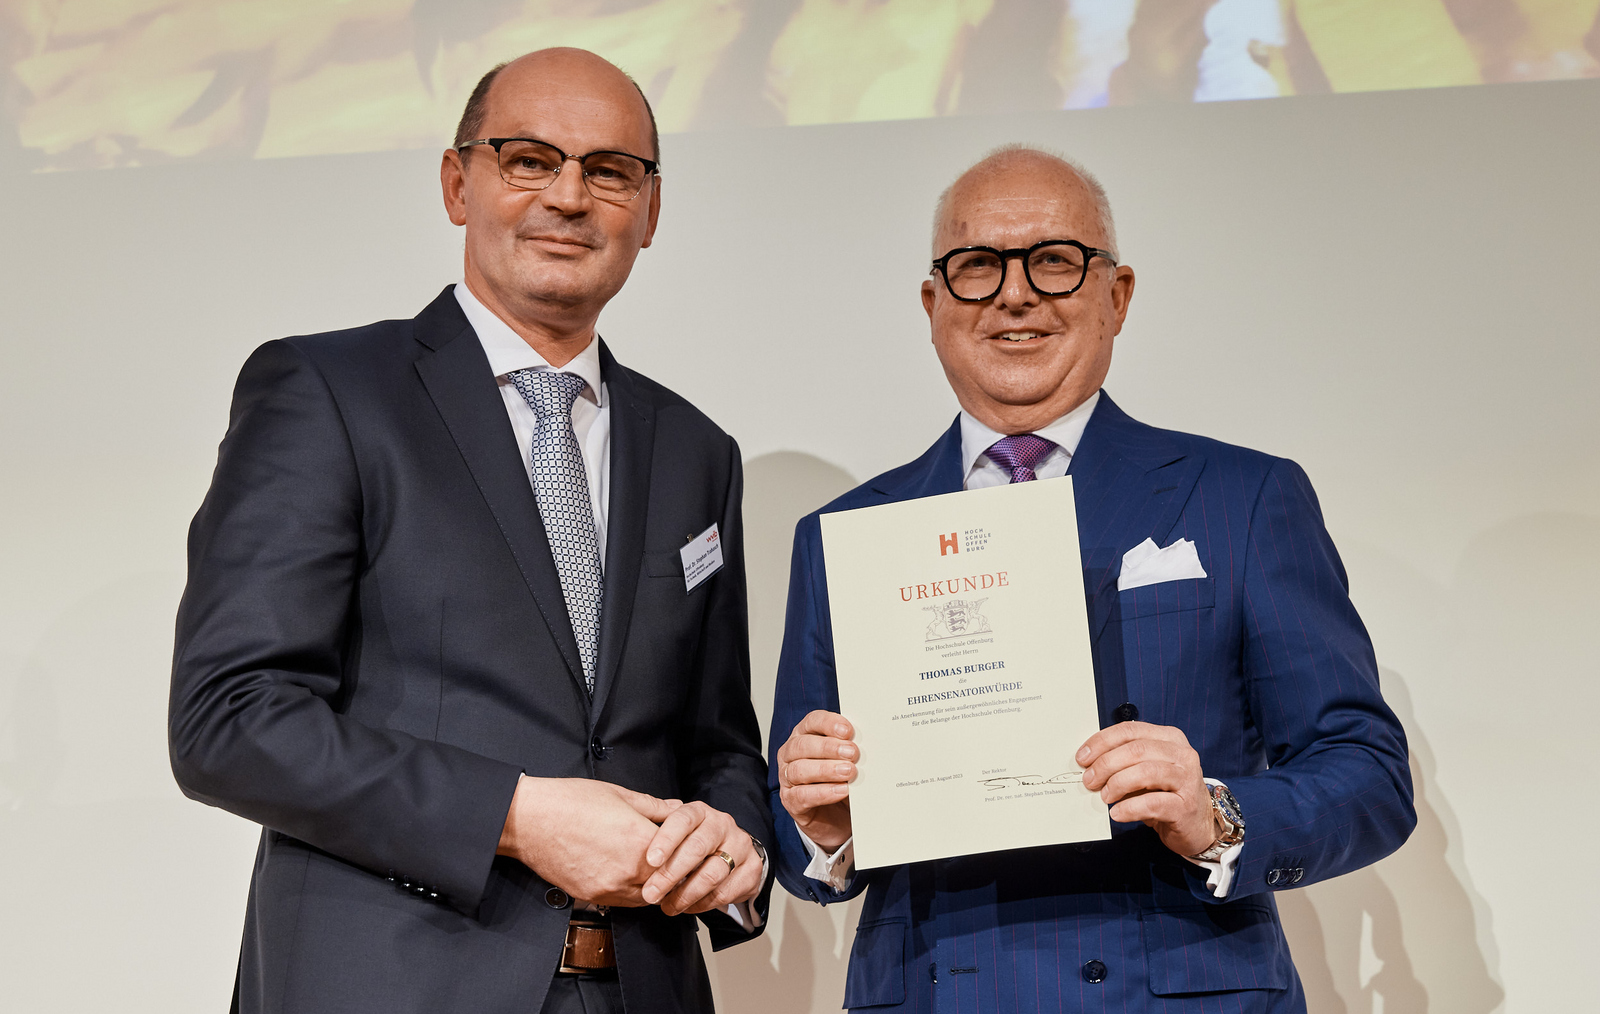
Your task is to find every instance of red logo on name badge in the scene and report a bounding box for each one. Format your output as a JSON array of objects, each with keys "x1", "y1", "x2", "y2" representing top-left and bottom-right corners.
[
  {"x1": 707, "y1": 530, "x2": 719, "y2": 543},
  {"x1": 939, "y1": 532, "x2": 959, "y2": 556}
]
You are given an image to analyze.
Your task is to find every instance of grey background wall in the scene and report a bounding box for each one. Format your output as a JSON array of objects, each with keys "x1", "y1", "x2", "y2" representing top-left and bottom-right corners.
[{"x1": 2, "y1": 77, "x2": 1596, "y2": 1011}]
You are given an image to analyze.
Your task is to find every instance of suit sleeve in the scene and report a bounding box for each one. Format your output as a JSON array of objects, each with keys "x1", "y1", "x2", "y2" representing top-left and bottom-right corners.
[
  {"x1": 169, "y1": 340, "x2": 522, "y2": 915},
  {"x1": 676, "y1": 436, "x2": 778, "y2": 947},
  {"x1": 1219, "y1": 457, "x2": 1416, "y2": 901},
  {"x1": 767, "y1": 513, "x2": 870, "y2": 906}
]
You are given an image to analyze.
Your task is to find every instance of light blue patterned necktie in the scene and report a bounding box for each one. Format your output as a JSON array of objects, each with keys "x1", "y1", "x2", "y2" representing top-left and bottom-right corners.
[{"x1": 507, "y1": 369, "x2": 602, "y2": 695}]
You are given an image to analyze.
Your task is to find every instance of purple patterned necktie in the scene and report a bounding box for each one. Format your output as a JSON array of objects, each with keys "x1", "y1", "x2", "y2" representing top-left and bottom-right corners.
[{"x1": 985, "y1": 434, "x2": 1058, "y2": 483}]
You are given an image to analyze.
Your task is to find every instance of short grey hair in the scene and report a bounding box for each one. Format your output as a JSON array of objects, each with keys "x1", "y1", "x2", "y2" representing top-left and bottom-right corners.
[{"x1": 932, "y1": 144, "x2": 1119, "y2": 261}]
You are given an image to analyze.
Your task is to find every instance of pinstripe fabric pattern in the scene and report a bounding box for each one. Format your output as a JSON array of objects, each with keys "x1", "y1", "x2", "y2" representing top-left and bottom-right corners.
[{"x1": 767, "y1": 392, "x2": 1414, "y2": 1013}]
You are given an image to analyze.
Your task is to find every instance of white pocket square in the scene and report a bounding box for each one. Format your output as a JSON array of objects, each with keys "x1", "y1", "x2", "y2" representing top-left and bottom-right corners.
[{"x1": 1118, "y1": 538, "x2": 1208, "y2": 591}]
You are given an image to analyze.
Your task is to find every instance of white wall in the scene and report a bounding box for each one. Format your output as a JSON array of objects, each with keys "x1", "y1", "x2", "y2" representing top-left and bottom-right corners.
[{"x1": 1, "y1": 77, "x2": 1596, "y2": 1012}]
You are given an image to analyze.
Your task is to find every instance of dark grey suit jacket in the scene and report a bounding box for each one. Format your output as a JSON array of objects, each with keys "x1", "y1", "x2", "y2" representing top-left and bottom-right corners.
[{"x1": 170, "y1": 287, "x2": 773, "y2": 1013}]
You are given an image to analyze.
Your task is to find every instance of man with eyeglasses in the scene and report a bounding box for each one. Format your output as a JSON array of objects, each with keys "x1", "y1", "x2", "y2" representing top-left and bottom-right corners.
[
  {"x1": 769, "y1": 147, "x2": 1415, "y2": 1012},
  {"x1": 170, "y1": 48, "x2": 771, "y2": 1014}
]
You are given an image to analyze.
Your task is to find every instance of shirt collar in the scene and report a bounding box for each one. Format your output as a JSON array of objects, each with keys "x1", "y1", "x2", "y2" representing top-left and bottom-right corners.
[
  {"x1": 958, "y1": 389, "x2": 1101, "y2": 479},
  {"x1": 453, "y1": 281, "x2": 604, "y2": 406}
]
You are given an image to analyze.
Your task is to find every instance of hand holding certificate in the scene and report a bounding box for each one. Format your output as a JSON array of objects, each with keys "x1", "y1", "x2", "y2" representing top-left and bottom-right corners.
[{"x1": 814, "y1": 476, "x2": 1110, "y2": 870}]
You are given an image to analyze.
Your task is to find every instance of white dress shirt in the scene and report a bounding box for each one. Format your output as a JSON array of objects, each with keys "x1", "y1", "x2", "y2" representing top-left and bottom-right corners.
[
  {"x1": 454, "y1": 283, "x2": 610, "y2": 561},
  {"x1": 798, "y1": 389, "x2": 1241, "y2": 898},
  {"x1": 454, "y1": 282, "x2": 766, "y2": 927}
]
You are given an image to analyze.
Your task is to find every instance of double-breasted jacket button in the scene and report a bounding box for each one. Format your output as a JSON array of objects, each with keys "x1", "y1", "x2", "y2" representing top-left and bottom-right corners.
[
  {"x1": 545, "y1": 887, "x2": 571, "y2": 909},
  {"x1": 1083, "y1": 959, "x2": 1108, "y2": 984},
  {"x1": 1113, "y1": 702, "x2": 1139, "y2": 723}
]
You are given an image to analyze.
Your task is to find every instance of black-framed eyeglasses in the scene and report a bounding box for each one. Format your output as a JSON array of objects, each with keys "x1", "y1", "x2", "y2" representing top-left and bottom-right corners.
[
  {"x1": 930, "y1": 239, "x2": 1118, "y2": 302},
  {"x1": 457, "y1": 137, "x2": 658, "y2": 202}
]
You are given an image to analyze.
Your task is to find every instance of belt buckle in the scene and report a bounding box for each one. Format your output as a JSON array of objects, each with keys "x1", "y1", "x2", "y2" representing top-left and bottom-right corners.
[{"x1": 558, "y1": 914, "x2": 616, "y2": 975}]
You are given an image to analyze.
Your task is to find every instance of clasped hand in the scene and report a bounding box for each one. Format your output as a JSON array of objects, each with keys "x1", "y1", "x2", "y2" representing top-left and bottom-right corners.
[
  {"x1": 498, "y1": 776, "x2": 763, "y2": 916},
  {"x1": 778, "y1": 711, "x2": 1218, "y2": 860}
]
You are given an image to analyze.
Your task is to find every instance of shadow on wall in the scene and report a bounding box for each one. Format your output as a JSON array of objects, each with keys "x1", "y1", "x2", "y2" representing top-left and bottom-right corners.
[
  {"x1": 1277, "y1": 671, "x2": 1504, "y2": 1013},
  {"x1": 701, "y1": 450, "x2": 862, "y2": 1012},
  {"x1": 0, "y1": 571, "x2": 263, "y2": 1009},
  {"x1": 737, "y1": 451, "x2": 858, "y2": 746},
  {"x1": 1283, "y1": 509, "x2": 1600, "y2": 1013}
]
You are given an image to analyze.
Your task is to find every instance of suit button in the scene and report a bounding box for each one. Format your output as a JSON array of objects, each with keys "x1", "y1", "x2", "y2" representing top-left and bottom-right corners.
[
  {"x1": 1074, "y1": 843, "x2": 1093, "y2": 854},
  {"x1": 1266, "y1": 869, "x2": 1282, "y2": 886},
  {"x1": 1083, "y1": 959, "x2": 1107, "y2": 984},
  {"x1": 1113, "y1": 702, "x2": 1139, "y2": 723},
  {"x1": 1290, "y1": 868, "x2": 1304, "y2": 885},
  {"x1": 546, "y1": 887, "x2": 570, "y2": 909},
  {"x1": 590, "y1": 738, "x2": 606, "y2": 760}
]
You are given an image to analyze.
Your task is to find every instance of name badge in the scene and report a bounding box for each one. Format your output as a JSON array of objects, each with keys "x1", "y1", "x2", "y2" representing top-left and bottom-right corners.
[{"x1": 679, "y1": 523, "x2": 724, "y2": 592}]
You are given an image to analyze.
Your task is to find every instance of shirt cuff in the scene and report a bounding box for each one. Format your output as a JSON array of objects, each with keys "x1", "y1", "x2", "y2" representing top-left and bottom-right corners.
[
  {"x1": 1187, "y1": 840, "x2": 1243, "y2": 898},
  {"x1": 723, "y1": 837, "x2": 771, "y2": 931},
  {"x1": 796, "y1": 821, "x2": 855, "y2": 893},
  {"x1": 1185, "y1": 777, "x2": 1242, "y2": 898}
]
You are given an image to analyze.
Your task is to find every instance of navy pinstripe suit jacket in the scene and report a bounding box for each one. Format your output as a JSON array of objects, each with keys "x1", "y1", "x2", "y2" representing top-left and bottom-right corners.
[{"x1": 767, "y1": 392, "x2": 1414, "y2": 1013}]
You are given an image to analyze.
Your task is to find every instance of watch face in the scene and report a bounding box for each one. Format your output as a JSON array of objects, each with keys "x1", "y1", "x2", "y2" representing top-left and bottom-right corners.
[{"x1": 1212, "y1": 785, "x2": 1244, "y2": 831}]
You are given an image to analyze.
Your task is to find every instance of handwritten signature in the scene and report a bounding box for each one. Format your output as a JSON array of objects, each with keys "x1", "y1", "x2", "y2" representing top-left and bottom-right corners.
[{"x1": 979, "y1": 773, "x2": 1081, "y2": 791}]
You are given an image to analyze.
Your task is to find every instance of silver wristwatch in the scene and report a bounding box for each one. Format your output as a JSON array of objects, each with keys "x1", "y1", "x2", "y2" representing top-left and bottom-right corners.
[{"x1": 1188, "y1": 782, "x2": 1245, "y2": 863}]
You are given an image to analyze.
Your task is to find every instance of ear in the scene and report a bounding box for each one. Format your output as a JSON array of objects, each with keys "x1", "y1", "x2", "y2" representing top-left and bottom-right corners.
[
  {"x1": 1109, "y1": 264, "x2": 1136, "y2": 334},
  {"x1": 920, "y1": 278, "x2": 937, "y2": 322},
  {"x1": 640, "y1": 175, "x2": 662, "y2": 249},
  {"x1": 441, "y1": 148, "x2": 468, "y2": 227}
]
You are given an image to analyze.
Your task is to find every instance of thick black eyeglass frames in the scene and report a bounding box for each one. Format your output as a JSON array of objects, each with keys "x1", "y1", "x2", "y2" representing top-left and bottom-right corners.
[
  {"x1": 930, "y1": 239, "x2": 1118, "y2": 302},
  {"x1": 458, "y1": 137, "x2": 658, "y2": 202}
]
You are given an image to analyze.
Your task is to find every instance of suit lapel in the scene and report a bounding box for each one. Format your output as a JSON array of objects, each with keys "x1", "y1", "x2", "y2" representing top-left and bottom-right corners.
[
  {"x1": 411, "y1": 289, "x2": 589, "y2": 699},
  {"x1": 1068, "y1": 393, "x2": 1206, "y2": 644},
  {"x1": 589, "y1": 344, "x2": 653, "y2": 723}
]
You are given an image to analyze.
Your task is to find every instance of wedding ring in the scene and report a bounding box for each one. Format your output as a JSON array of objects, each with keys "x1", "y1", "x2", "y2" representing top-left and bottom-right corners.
[{"x1": 716, "y1": 850, "x2": 736, "y2": 873}]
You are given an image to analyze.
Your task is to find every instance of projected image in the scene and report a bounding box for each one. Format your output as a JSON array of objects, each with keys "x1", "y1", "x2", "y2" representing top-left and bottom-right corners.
[{"x1": 4, "y1": 0, "x2": 1598, "y2": 171}]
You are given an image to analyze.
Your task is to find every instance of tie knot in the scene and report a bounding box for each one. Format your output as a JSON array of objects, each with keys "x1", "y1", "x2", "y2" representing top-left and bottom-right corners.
[
  {"x1": 508, "y1": 369, "x2": 588, "y2": 418},
  {"x1": 985, "y1": 434, "x2": 1057, "y2": 482}
]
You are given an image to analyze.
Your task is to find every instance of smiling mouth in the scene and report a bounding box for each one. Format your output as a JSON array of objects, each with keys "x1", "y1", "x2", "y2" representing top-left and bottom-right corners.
[
  {"x1": 989, "y1": 331, "x2": 1047, "y2": 342},
  {"x1": 525, "y1": 235, "x2": 595, "y2": 251}
]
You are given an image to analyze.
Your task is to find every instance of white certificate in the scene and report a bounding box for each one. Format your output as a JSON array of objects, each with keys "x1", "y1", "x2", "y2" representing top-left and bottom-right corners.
[{"x1": 820, "y1": 476, "x2": 1110, "y2": 870}]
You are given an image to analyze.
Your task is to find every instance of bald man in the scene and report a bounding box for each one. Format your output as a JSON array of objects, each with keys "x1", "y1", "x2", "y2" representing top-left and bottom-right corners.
[
  {"x1": 769, "y1": 148, "x2": 1415, "y2": 1012},
  {"x1": 170, "y1": 50, "x2": 772, "y2": 1014}
]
